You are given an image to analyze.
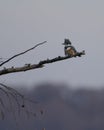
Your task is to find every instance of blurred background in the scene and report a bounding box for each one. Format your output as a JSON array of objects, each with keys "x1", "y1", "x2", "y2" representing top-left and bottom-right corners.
[
  {"x1": 0, "y1": 0, "x2": 104, "y2": 129},
  {"x1": 0, "y1": 83, "x2": 104, "y2": 130}
]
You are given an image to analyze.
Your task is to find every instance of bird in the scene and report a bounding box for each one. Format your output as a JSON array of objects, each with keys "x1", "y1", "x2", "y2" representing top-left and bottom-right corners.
[{"x1": 62, "y1": 39, "x2": 77, "y2": 56}]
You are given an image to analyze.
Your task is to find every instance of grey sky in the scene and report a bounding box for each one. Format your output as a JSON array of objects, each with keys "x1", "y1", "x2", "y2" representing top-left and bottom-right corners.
[{"x1": 0, "y1": 0, "x2": 104, "y2": 88}]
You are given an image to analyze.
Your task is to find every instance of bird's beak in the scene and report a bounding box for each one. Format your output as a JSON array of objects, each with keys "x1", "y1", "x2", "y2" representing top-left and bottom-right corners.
[{"x1": 62, "y1": 43, "x2": 65, "y2": 45}]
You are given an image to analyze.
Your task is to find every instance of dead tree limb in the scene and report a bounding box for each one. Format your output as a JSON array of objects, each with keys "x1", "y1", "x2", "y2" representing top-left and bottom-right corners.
[
  {"x1": 0, "y1": 51, "x2": 85, "y2": 76},
  {"x1": 0, "y1": 40, "x2": 85, "y2": 121},
  {"x1": 0, "y1": 41, "x2": 47, "y2": 67}
]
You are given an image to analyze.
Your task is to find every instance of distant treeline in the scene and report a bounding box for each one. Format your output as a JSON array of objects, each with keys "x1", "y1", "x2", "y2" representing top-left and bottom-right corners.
[{"x1": 0, "y1": 83, "x2": 104, "y2": 130}]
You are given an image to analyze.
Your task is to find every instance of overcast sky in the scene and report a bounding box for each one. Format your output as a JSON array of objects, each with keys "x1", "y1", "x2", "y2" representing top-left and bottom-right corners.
[{"x1": 0, "y1": 0, "x2": 104, "y2": 88}]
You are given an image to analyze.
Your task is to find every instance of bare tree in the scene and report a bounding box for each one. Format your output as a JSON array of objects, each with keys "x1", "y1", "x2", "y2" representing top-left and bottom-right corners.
[
  {"x1": 0, "y1": 41, "x2": 85, "y2": 76},
  {"x1": 0, "y1": 40, "x2": 85, "y2": 120}
]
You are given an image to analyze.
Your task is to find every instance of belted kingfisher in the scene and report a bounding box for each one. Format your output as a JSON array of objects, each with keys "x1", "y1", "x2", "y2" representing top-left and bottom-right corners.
[{"x1": 62, "y1": 39, "x2": 77, "y2": 56}]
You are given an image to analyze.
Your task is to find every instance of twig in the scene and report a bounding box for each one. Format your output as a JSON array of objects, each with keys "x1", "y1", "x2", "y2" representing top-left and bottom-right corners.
[
  {"x1": 0, "y1": 51, "x2": 85, "y2": 76},
  {"x1": 0, "y1": 83, "x2": 39, "y2": 119},
  {"x1": 0, "y1": 41, "x2": 47, "y2": 67}
]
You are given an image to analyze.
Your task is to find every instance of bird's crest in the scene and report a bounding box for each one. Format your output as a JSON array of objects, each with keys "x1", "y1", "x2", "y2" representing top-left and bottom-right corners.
[{"x1": 62, "y1": 39, "x2": 72, "y2": 45}]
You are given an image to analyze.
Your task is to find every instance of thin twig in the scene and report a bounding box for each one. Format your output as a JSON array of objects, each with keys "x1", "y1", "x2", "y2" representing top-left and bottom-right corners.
[
  {"x1": 0, "y1": 41, "x2": 47, "y2": 67},
  {"x1": 0, "y1": 51, "x2": 85, "y2": 76},
  {"x1": 0, "y1": 83, "x2": 39, "y2": 119},
  {"x1": 0, "y1": 83, "x2": 38, "y2": 104}
]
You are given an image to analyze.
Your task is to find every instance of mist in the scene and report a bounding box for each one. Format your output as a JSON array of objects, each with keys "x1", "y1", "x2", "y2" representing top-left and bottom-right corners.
[{"x1": 0, "y1": 83, "x2": 104, "y2": 130}]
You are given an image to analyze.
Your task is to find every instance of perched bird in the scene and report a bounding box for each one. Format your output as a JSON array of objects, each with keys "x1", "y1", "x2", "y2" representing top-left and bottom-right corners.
[{"x1": 62, "y1": 39, "x2": 77, "y2": 56}]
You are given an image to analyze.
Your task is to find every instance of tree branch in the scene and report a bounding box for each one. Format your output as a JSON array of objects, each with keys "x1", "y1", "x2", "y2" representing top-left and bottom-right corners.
[
  {"x1": 0, "y1": 41, "x2": 47, "y2": 67},
  {"x1": 0, "y1": 83, "x2": 39, "y2": 120},
  {"x1": 0, "y1": 51, "x2": 85, "y2": 76}
]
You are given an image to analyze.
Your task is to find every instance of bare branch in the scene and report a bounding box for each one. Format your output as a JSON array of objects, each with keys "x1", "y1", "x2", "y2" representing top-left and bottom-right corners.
[
  {"x1": 0, "y1": 83, "x2": 39, "y2": 119},
  {"x1": 0, "y1": 51, "x2": 85, "y2": 76},
  {"x1": 0, "y1": 41, "x2": 47, "y2": 67}
]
